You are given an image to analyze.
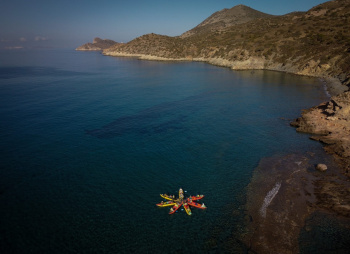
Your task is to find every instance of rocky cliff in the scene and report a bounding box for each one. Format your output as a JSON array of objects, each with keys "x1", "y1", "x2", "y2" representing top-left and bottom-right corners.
[{"x1": 76, "y1": 37, "x2": 119, "y2": 51}]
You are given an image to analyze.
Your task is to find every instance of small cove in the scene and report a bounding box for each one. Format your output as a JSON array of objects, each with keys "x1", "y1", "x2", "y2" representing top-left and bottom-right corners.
[{"x1": 0, "y1": 49, "x2": 331, "y2": 253}]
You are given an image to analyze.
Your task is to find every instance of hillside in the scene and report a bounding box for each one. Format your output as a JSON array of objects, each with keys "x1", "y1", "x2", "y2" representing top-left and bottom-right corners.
[
  {"x1": 104, "y1": 0, "x2": 350, "y2": 89},
  {"x1": 181, "y1": 4, "x2": 273, "y2": 38},
  {"x1": 76, "y1": 37, "x2": 119, "y2": 51}
]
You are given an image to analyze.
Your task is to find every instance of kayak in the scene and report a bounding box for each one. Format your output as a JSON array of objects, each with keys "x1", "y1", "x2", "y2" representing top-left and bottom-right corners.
[
  {"x1": 156, "y1": 201, "x2": 176, "y2": 207},
  {"x1": 187, "y1": 200, "x2": 207, "y2": 209},
  {"x1": 169, "y1": 201, "x2": 183, "y2": 214},
  {"x1": 184, "y1": 203, "x2": 192, "y2": 215},
  {"x1": 160, "y1": 194, "x2": 175, "y2": 201},
  {"x1": 179, "y1": 188, "x2": 184, "y2": 200},
  {"x1": 188, "y1": 195, "x2": 204, "y2": 201}
]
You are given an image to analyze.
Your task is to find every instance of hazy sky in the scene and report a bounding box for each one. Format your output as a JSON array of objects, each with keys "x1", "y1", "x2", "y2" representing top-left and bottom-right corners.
[{"x1": 0, "y1": 0, "x2": 329, "y2": 49}]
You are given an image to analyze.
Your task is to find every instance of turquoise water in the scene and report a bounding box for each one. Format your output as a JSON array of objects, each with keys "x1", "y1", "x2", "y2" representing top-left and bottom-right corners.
[{"x1": 0, "y1": 49, "x2": 329, "y2": 253}]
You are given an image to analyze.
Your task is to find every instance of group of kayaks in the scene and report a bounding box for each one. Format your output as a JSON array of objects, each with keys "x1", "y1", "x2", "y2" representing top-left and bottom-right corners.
[{"x1": 156, "y1": 188, "x2": 206, "y2": 215}]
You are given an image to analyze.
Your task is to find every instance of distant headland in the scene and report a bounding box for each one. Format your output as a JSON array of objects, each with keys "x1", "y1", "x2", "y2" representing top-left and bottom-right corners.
[{"x1": 76, "y1": 37, "x2": 120, "y2": 51}]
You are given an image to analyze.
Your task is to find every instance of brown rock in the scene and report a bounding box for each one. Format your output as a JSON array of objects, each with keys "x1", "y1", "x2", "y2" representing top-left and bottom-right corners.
[
  {"x1": 316, "y1": 164, "x2": 327, "y2": 171},
  {"x1": 291, "y1": 91, "x2": 350, "y2": 174}
]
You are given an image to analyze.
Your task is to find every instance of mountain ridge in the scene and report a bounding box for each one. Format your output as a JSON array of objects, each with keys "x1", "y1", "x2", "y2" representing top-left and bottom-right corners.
[{"x1": 180, "y1": 4, "x2": 274, "y2": 38}]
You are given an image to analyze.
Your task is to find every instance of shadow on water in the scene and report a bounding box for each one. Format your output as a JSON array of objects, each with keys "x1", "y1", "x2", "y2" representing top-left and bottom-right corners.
[
  {"x1": 0, "y1": 66, "x2": 91, "y2": 79},
  {"x1": 86, "y1": 94, "x2": 207, "y2": 138}
]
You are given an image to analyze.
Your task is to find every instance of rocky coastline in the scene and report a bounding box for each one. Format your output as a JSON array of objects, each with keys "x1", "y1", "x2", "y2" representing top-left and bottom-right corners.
[
  {"x1": 242, "y1": 81, "x2": 350, "y2": 253},
  {"x1": 291, "y1": 91, "x2": 350, "y2": 175}
]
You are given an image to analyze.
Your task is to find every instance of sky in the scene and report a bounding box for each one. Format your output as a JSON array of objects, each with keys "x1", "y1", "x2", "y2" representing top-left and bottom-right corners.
[{"x1": 0, "y1": 0, "x2": 330, "y2": 49}]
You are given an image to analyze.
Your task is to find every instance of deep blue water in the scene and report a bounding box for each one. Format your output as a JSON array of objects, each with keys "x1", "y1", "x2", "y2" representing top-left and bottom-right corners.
[{"x1": 0, "y1": 49, "x2": 329, "y2": 253}]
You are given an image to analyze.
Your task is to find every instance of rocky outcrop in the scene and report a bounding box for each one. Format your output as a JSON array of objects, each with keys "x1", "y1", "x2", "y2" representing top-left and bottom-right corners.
[
  {"x1": 316, "y1": 163, "x2": 328, "y2": 171},
  {"x1": 291, "y1": 91, "x2": 350, "y2": 174},
  {"x1": 76, "y1": 37, "x2": 119, "y2": 51}
]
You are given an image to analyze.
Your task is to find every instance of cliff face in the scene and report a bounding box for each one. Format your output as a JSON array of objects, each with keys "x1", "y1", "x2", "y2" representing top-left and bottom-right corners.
[
  {"x1": 76, "y1": 37, "x2": 119, "y2": 51},
  {"x1": 103, "y1": 0, "x2": 350, "y2": 90}
]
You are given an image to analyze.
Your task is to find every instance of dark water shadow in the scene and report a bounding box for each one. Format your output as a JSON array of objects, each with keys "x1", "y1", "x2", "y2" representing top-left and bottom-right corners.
[
  {"x1": 0, "y1": 66, "x2": 92, "y2": 79},
  {"x1": 86, "y1": 94, "x2": 208, "y2": 139}
]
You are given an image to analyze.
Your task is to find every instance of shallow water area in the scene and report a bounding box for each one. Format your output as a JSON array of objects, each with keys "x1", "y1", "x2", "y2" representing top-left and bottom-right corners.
[{"x1": 0, "y1": 49, "x2": 330, "y2": 253}]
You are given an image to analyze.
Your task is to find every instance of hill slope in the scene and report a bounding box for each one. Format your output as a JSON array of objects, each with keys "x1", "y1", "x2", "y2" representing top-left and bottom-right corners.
[
  {"x1": 180, "y1": 4, "x2": 273, "y2": 38},
  {"x1": 104, "y1": 0, "x2": 350, "y2": 89}
]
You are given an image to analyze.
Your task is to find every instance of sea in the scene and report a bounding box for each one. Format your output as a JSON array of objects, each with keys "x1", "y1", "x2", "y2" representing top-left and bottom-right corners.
[{"x1": 0, "y1": 49, "x2": 334, "y2": 253}]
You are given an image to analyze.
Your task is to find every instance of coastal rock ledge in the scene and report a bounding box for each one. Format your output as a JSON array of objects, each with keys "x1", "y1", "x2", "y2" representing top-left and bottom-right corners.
[{"x1": 291, "y1": 91, "x2": 350, "y2": 175}]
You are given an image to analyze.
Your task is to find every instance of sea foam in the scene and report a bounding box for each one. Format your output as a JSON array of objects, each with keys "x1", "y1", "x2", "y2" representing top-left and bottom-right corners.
[{"x1": 260, "y1": 181, "x2": 281, "y2": 218}]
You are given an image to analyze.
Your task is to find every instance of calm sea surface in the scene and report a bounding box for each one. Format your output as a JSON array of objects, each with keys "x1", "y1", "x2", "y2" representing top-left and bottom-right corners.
[{"x1": 0, "y1": 49, "x2": 329, "y2": 253}]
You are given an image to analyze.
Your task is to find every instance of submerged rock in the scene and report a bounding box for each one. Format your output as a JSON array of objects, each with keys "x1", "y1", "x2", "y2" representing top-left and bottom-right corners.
[
  {"x1": 243, "y1": 153, "x2": 350, "y2": 253},
  {"x1": 243, "y1": 154, "x2": 317, "y2": 254}
]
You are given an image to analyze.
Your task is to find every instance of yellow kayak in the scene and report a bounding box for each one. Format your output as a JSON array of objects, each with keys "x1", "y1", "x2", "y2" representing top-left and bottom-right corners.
[
  {"x1": 184, "y1": 203, "x2": 192, "y2": 216},
  {"x1": 156, "y1": 201, "x2": 176, "y2": 207},
  {"x1": 160, "y1": 194, "x2": 175, "y2": 201}
]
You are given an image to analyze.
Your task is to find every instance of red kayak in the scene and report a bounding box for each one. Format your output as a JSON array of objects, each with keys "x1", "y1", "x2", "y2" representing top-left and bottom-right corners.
[
  {"x1": 169, "y1": 201, "x2": 183, "y2": 214},
  {"x1": 188, "y1": 195, "x2": 204, "y2": 201},
  {"x1": 187, "y1": 199, "x2": 207, "y2": 209}
]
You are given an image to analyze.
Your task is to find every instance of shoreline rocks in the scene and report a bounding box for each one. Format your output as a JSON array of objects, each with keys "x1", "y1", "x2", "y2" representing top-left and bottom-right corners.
[{"x1": 291, "y1": 91, "x2": 350, "y2": 176}]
